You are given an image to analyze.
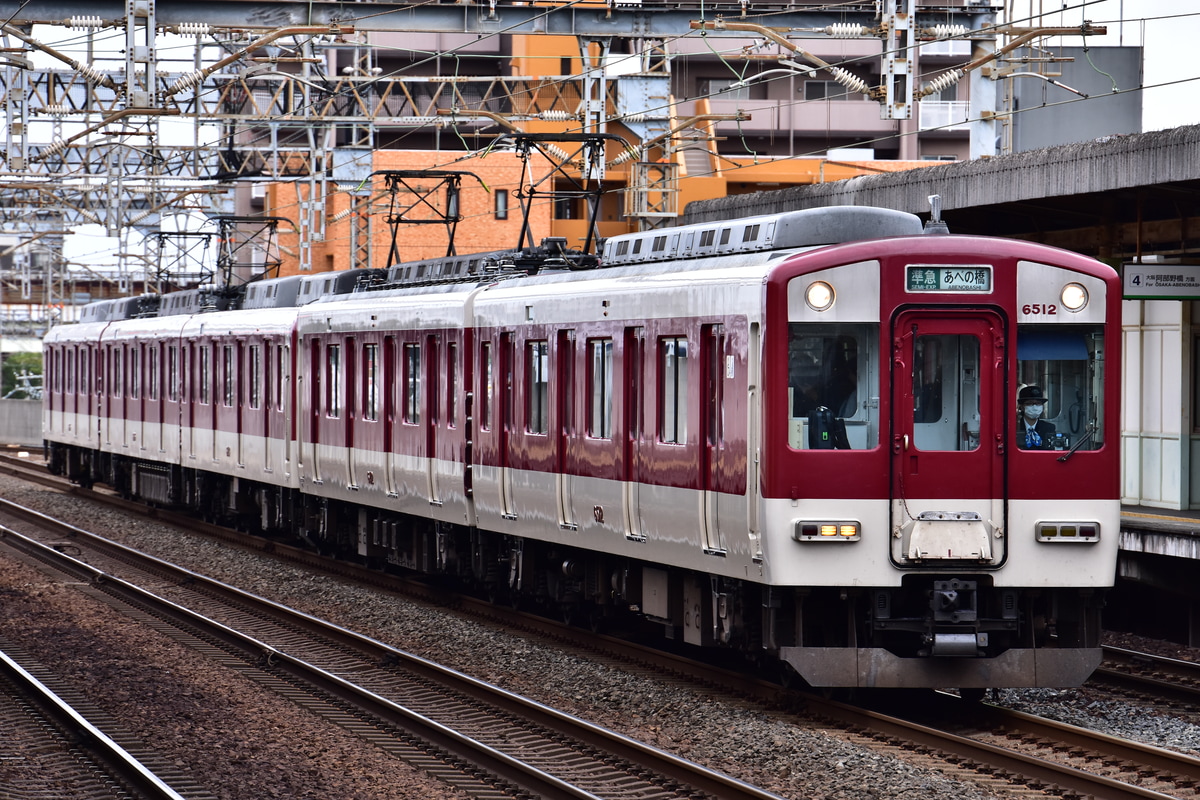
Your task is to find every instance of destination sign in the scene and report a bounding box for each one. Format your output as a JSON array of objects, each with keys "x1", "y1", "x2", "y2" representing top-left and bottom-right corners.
[
  {"x1": 1123, "y1": 264, "x2": 1200, "y2": 299},
  {"x1": 906, "y1": 265, "x2": 992, "y2": 293}
]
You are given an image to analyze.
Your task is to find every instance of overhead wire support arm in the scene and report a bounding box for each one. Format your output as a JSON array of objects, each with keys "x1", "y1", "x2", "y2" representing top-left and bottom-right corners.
[
  {"x1": 914, "y1": 23, "x2": 1107, "y2": 99},
  {"x1": 369, "y1": 169, "x2": 484, "y2": 261},
  {"x1": 505, "y1": 132, "x2": 629, "y2": 258}
]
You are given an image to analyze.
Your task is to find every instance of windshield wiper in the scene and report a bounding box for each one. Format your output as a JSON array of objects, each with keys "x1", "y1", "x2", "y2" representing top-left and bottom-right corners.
[{"x1": 1057, "y1": 423, "x2": 1096, "y2": 462}]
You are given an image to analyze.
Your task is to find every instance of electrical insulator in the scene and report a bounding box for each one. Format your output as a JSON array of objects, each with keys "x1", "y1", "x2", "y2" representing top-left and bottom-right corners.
[
  {"x1": 928, "y1": 25, "x2": 969, "y2": 40},
  {"x1": 825, "y1": 23, "x2": 867, "y2": 38},
  {"x1": 69, "y1": 16, "x2": 104, "y2": 30}
]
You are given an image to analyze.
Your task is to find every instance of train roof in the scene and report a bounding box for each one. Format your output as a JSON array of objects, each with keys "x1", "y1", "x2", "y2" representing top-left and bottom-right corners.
[{"x1": 600, "y1": 206, "x2": 923, "y2": 266}]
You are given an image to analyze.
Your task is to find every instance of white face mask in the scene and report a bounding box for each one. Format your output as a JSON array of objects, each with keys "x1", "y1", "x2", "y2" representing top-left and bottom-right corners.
[{"x1": 1023, "y1": 403, "x2": 1044, "y2": 420}]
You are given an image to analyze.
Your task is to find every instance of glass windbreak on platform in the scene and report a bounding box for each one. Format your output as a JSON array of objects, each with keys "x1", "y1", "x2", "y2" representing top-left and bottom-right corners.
[
  {"x1": 1016, "y1": 326, "x2": 1105, "y2": 452},
  {"x1": 787, "y1": 322, "x2": 878, "y2": 449}
]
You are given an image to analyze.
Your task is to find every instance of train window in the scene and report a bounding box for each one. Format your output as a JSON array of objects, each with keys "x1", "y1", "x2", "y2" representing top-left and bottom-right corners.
[
  {"x1": 65, "y1": 349, "x2": 74, "y2": 394},
  {"x1": 912, "y1": 334, "x2": 980, "y2": 451},
  {"x1": 130, "y1": 346, "x2": 140, "y2": 400},
  {"x1": 148, "y1": 347, "x2": 159, "y2": 401},
  {"x1": 447, "y1": 343, "x2": 458, "y2": 428},
  {"x1": 616, "y1": 241, "x2": 629, "y2": 256},
  {"x1": 743, "y1": 224, "x2": 760, "y2": 243},
  {"x1": 363, "y1": 344, "x2": 379, "y2": 421},
  {"x1": 112, "y1": 347, "x2": 123, "y2": 398},
  {"x1": 402, "y1": 343, "x2": 420, "y2": 425},
  {"x1": 198, "y1": 346, "x2": 210, "y2": 405},
  {"x1": 788, "y1": 323, "x2": 878, "y2": 449},
  {"x1": 480, "y1": 342, "x2": 493, "y2": 432},
  {"x1": 1016, "y1": 326, "x2": 1105, "y2": 451},
  {"x1": 223, "y1": 345, "x2": 235, "y2": 407},
  {"x1": 700, "y1": 230, "x2": 716, "y2": 248},
  {"x1": 526, "y1": 340, "x2": 550, "y2": 435},
  {"x1": 326, "y1": 344, "x2": 341, "y2": 418},
  {"x1": 79, "y1": 350, "x2": 89, "y2": 396},
  {"x1": 588, "y1": 338, "x2": 614, "y2": 439},
  {"x1": 659, "y1": 337, "x2": 688, "y2": 444},
  {"x1": 248, "y1": 346, "x2": 262, "y2": 409},
  {"x1": 276, "y1": 345, "x2": 287, "y2": 411},
  {"x1": 719, "y1": 229, "x2": 732, "y2": 246},
  {"x1": 652, "y1": 235, "x2": 667, "y2": 253},
  {"x1": 168, "y1": 347, "x2": 178, "y2": 402}
]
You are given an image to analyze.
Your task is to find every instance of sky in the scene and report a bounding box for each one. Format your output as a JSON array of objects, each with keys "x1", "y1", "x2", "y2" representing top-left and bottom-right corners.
[{"x1": 1008, "y1": 0, "x2": 1200, "y2": 131}]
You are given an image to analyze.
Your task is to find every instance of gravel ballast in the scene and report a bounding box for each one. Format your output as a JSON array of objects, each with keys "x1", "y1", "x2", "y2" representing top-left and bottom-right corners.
[{"x1": 3, "y1": 473, "x2": 1198, "y2": 798}]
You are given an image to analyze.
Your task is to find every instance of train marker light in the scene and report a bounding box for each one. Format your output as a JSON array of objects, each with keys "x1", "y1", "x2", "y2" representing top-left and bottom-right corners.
[
  {"x1": 1061, "y1": 282, "x2": 1088, "y2": 311},
  {"x1": 1037, "y1": 522, "x2": 1099, "y2": 542},
  {"x1": 805, "y1": 281, "x2": 835, "y2": 311},
  {"x1": 795, "y1": 520, "x2": 860, "y2": 541}
]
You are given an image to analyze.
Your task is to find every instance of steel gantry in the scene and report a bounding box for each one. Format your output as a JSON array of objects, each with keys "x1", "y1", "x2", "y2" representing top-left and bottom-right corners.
[{"x1": 0, "y1": 0, "x2": 1105, "y2": 321}]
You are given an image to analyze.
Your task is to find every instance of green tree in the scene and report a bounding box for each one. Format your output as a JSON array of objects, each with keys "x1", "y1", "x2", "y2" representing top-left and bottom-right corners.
[{"x1": 1, "y1": 352, "x2": 43, "y2": 399}]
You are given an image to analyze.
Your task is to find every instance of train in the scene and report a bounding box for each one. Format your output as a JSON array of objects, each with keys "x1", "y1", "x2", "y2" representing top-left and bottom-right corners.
[{"x1": 42, "y1": 205, "x2": 1121, "y2": 689}]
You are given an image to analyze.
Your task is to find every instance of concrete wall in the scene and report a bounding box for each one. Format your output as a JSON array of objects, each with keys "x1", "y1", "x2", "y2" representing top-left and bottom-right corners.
[{"x1": 0, "y1": 399, "x2": 43, "y2": 447}]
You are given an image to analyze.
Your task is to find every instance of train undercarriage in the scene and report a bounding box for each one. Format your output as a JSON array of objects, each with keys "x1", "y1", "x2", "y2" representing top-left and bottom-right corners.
[{"x1": 47, "y1": 443, "x2": 1107, "y2": 689}]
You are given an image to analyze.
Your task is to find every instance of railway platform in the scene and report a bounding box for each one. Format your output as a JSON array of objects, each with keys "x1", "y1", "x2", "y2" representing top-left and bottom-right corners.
[{"x1": 1115, "y1": 507, "x2": 1200, "y2": 645}]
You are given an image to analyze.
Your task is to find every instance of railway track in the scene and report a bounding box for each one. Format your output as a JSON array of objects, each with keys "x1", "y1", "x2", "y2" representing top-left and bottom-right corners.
[
  {"x1": 0, "y1": 641, "x2": 203, "y2": 800},
  {"x1": 5, "y1": 453, "x2": 1200, "y2": 799},
  {"x1": 0, "y1": 497, "x2": 787, "y2": 800}
]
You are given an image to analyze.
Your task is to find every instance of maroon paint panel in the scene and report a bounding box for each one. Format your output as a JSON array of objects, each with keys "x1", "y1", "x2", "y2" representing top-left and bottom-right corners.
[{"x1": 760, "y1": 235, "x2": 1122, "y2": 502}]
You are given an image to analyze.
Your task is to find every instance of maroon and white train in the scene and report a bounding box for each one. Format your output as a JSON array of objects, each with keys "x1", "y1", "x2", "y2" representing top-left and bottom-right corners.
[{"x1": 43, "y1": 205, "x2": 1122, "y2": 689}]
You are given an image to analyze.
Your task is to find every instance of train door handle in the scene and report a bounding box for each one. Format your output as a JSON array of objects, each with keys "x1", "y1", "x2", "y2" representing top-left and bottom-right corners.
[{"x1": 892, "y1": 434, "x2": 909, "y2": 453}]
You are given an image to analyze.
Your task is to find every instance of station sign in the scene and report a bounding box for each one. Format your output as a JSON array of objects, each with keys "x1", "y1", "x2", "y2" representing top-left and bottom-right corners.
[{"x1": 1123, "y1": 264, "x2": 1200, "y2": 299}]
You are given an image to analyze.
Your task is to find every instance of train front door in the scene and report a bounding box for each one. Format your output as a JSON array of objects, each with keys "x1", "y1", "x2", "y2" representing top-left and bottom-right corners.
[{"x1": 890, "y1": 309, "x2": 1006, "y2": 566}]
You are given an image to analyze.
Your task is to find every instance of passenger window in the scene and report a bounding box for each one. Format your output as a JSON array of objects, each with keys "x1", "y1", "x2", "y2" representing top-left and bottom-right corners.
[
  {"x1": 588, "y1": 338, "x2": 614, "y2": 439},
  {"x1": 402, "y1": 343, "x2": 420, "y2": 424},
  {"x1": 787, "y1": 323, "x2": 878, "y2": 449},
  {"x1": 526, "y1": 340, "x2": 549, "y2": 435},
  {"x1": 1017, "y1": 325, "x2": 1104, "y2": 451},
  {"x1": 659, "y1": 336, "x2": 688, "y2": 444}
]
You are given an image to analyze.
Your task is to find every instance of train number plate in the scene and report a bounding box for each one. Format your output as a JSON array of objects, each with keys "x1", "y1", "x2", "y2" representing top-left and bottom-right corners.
[{"x1": 906, "y1": 265, "x2": 992, "y2": 293}]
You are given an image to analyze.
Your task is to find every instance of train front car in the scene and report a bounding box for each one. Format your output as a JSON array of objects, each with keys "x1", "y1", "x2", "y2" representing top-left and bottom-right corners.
[{"x1": 762, "y1": 229, "x2": 1120, "y2": 689}]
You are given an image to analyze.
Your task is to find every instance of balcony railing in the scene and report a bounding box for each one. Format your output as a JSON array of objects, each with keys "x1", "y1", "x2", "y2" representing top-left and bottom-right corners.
[{"x1": 918, "y1": 101, "x2": 971, "y2": 131}]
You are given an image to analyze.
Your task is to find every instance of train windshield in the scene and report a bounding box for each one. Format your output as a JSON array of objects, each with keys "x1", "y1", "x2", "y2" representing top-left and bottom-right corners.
[
  {"x1": 787, "y1": 322, "x2": 878, "y2": 449},
  {"x1": 1016, "y1": 325, "x2": 1105, "y2": 451}
]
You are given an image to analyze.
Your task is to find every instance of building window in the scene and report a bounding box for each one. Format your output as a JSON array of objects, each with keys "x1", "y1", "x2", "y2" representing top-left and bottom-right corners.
[
  {"x1": 803, "y1": 80, "x2": 867, "y2": 101},
  {"x1": 526, "y1": 340, "x2": 549, "y2": 434},
  {"x1": 659, "y1": 336, "x2": 688, "y2": 444},
  {"x1": 495, "y1": 189, "x2": 509, "y2": 220},
  {"x1": 403, "y1": 343, "x2": 421, "y2": 424},
  {"x1": 588, "y1": 338, "x2": 614, "y2": 439}
]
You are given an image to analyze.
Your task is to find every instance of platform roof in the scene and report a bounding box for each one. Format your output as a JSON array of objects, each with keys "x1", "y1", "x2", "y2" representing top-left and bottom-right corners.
[{"x1": 681, "y1": 124, "x2": 1200, "y2": 264}]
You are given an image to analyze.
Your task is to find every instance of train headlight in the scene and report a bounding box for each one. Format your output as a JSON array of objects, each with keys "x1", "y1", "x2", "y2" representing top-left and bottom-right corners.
[
  {"x1": 1036, "y1": 521, "x2": 1100, "y2": 542},
  {"x1": 794, "y1": 520, "x2": 860, "y2": 541},
  {"x1": 1061, "y1": 282, "x2": 1089, "y2": 311},
  {"x1": 805, "y1": 281, "x2": 835, "y2": 312}
]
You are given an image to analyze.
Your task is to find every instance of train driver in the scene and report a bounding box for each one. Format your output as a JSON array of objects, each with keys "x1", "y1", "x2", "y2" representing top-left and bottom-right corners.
[{"x1": 1017, "y1": 385, "x2": 1057, "y2": 449}]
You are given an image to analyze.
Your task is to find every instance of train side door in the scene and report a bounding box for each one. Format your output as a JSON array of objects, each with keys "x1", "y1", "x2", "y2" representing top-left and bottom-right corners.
[
  {"x1": 700, "y1": 323, "x2": 728, "y2": 554},
  {"x1": 425, "y1": 333, "x2": 441, "y2": 505},
  {"x1": 498, "y1": 332, "x2": 516, "y2": 519},
  {"x1": 623, "y1": 326, "x2": 645, "y2": 540},
  {"x1": 556, "y1": 329, "x2": 577, "y2": 530},
  {"x1": 890, "y1": 309, "x2": 1006, "y2": 565}
]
